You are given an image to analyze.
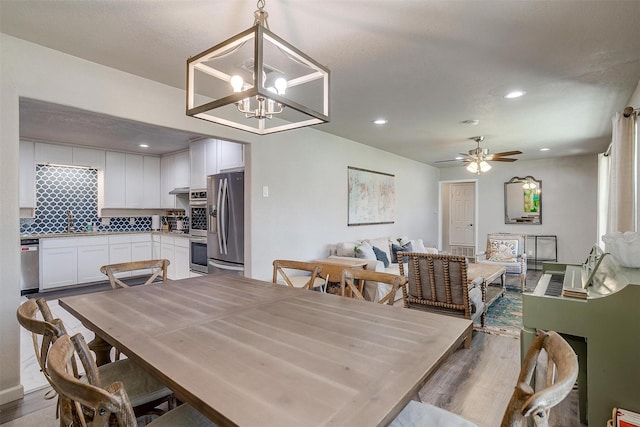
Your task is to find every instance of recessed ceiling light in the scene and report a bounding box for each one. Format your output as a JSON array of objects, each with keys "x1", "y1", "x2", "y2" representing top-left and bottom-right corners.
[
  {"x1": 540, "y1": 148, "x2": 550, "y2": 151},
  {"x1": 373, "y1": 119, "x2": 388, "y2": 125},
  {"x1": 139, "y1": 144, "x2": 150, "y2": 148},
  {"x1": 455, "y1": 156, "x2": 464, "y2": 160},
  {"x1": 504, "y1": 90, "x2": 526, "y2": 99}
]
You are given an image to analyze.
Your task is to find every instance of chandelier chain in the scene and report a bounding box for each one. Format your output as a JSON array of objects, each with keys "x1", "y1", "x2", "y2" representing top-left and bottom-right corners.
[{"x1": 256, "y1": 0, "x2": 265, "y2": 10}]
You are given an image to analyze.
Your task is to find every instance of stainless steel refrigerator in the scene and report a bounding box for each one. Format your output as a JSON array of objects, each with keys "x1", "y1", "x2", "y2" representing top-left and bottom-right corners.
[{"x1": 207, "y1": 171, "x2": 244, "y2": 275}]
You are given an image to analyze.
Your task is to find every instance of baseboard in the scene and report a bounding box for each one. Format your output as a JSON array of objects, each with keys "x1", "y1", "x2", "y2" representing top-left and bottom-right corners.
[{"x1": 0, "y1": 384, "x2": 24, "y2": 405}]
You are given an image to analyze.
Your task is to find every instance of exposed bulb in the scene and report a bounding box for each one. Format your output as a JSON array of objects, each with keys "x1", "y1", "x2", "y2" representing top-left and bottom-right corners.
[
  {"x1": 230, "y1": 75, "x2": 244, "y2": 92},
  {"x1": 274, "y1": 77, "x2": 288, "y2": 95}
]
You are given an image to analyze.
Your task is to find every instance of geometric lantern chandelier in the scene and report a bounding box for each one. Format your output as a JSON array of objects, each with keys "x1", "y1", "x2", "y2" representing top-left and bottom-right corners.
[{"x1": 186, "y1": 0, "x2": 330, "y2": 135}]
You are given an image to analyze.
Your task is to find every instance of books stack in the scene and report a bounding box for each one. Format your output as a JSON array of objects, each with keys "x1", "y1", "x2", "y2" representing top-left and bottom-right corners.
[
  {"x1": 609, "y1": 407, "x2": 640, "y2": 427},
  {"x1": 562, "y1": 286, "x2": 588, "y2": 299}
]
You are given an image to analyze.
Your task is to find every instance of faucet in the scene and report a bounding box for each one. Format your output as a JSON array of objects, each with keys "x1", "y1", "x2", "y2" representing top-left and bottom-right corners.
[{"x1": 67, "y1": 210, "x2": 74, "y2": 233}]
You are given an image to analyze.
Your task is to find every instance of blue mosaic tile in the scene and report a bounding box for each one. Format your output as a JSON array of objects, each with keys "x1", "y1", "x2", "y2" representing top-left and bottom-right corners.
[{"x1": 20, "y1": 165, "x2": 153, "y2": 235}]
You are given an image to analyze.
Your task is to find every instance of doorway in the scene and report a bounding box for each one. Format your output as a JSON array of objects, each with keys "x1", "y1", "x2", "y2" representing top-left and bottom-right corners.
[{"x1": 440, "y1": 180, "x2": 478, "y2": 260}]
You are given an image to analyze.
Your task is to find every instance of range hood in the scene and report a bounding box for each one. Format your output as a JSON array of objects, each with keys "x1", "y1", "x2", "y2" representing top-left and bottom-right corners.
[{"x1": 169, "y1": 187, "x2": 190, "y2": 195}]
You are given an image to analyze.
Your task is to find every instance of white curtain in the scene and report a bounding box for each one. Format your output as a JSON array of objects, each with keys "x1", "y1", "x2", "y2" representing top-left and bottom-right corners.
[{"x1": 606, "y1": 111, "x2": 637, "y2": 234}]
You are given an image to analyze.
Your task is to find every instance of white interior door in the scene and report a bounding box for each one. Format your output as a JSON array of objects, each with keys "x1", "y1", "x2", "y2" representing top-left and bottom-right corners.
[{"x1": 450, "y1": 183, "x2": 475, "y2": 246}]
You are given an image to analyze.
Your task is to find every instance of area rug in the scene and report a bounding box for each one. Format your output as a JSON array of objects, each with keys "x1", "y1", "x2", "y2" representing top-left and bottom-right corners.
[{"x1": 475, "y1": 287, "x2": 523, "y2": 338}]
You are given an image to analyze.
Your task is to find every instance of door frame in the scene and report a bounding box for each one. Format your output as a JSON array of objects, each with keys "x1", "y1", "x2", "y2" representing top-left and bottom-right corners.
[{"x1": 438, "y1": 179, "x2": 479, "y2": 253}]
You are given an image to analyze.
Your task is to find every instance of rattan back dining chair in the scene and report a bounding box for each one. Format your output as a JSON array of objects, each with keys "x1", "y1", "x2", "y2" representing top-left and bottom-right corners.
[
  {"x1": 47, "y1": 333, "x2": 218, "y2": 427},
  {"x1": 16, "y1": 298, "x2": 173, "y2": 416},
  {"x1": 272, "y1": 260, "x2": 327, "y2": 291},
  {"x1": 100, "y1": 259, "x2": 170, "y2": 289},
  {"x1": 390, "y1": 330, "x2": 579, "y2": 427},
  {"x1": 340, "y1": 269, "x2": 407, "y2": 305}
]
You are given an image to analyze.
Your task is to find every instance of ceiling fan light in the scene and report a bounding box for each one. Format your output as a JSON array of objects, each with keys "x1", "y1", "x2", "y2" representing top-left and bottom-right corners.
[
  {"x1": 479, "y1": 161, "x2": 492, "y2": 172},
  {"x1": 466, "y1": 162, "x2": 479, "y2": 173}
]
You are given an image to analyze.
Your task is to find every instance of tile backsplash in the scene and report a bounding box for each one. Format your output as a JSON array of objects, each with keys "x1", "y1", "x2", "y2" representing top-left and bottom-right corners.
[{"x1": 20, "y1": 165, "x2": 151, "y2": 235}]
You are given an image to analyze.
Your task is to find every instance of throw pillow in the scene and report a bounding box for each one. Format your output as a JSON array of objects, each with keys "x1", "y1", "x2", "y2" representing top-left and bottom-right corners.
[
  {"x1": 409, "y1": 239, "x2": 427, "y2": 253},
  {"x1": 391, "y1": 241, "x2": 413, "y2": 263},
  {"x1": 487, "y1": 239, "x2": 519, "y2": 262},
  {"x1": 354, "y1": 241, "x2": 377, "y2": 260},
  {"x1": 372, "y1": 246, "x2": 390, "y2": 267}
]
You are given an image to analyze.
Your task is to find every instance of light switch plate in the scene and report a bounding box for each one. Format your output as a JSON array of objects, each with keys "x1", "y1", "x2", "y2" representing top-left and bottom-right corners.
[
  {"x1": 262, "y1": 186, "x2": 269, "y2": 197},
  {"x1": 129, "y1": 217, "x2": 136, "y2": 225},
  {"x1": 101, "y1": 217, "x2": 110, "y2": 226}
]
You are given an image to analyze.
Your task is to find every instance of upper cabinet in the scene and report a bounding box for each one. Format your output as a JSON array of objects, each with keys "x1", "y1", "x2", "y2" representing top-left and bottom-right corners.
[
  {"x1": 217, "y1": 140, "x2": 244, "y2": 172},
  {"x1": 104, "y1": 152, "x2": 126, "y2": 208},
  {"x1": 189, "y1": 139, "x2": 244, "y2": 189},
  {"x1": 34, "y1": 142, "x2": 73, "y2": 165},
  {"x1": 104, "y1": 151, "x2": 162, "y2": 209},
  {"x1": 160, "y1": 150, "x2": 190, "y2": 208},
  {"x1": 19, "y1": 140, "x2": 36, "y2": 208},
  {"x1": 72, "y1": 146, "x2": 105, "y2": 169},
  {"x1": 143, "y1": 156, "x2": 161, "y2": 208}
]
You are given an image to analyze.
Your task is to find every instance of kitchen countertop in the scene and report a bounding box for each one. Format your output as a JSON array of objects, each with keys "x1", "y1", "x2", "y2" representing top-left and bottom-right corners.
[{"x1": 21, "y1": 230, "x2": 191, "y2": 239}]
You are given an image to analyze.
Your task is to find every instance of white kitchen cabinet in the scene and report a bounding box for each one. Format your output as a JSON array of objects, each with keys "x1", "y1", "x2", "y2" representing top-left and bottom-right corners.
[
  {"x1": 160, "y1": 235, "x2": 176, "y2": 279},
  {"x1": 152, "y1": 234, "x2": 161, "y2": 259},
  {"x1": 143, "y1": 156, "x2": 161, "y2": 208},
  {"x1": 73, "y1": 147, "x2": 105, "y2": 169},
  {"x1": 41, "y1": 248, "x2": 78, "y2": 289},
  {"x1": 173, "y1": 150, "x2": 190, "y2": 189},
  {"x1": 109, "y1": 235, "x2": 132, "y2": 278},
  {"x1": 131, "y1": 235, "x2": 152, "y2": 276},
  {"x1": 78, "y1": 241, "x2": 109, "y2": 283},
  {"x1": 104, "y1": 151, "x2": 126, "y2": 208},
  {"x1": 35, "y1": 142, "x2": 73, "y2": 165},
  {"x1": 125, "y1": 154, "x2": 144, "y2": 208},
  {"x1": 40, "y1": 241, "x2": 78, "y2": 290},
  {"x1": 19, "y1": 140, "x2": 36, "y2": 208},
  {"x1": 160, "y1": 155, "x2": 175, "y2": 209},
  {"x1": 174, "y1": 237, "x2": 190, "y2": 280},
  {"x1": 161, "y1": 150, "x2": 189, "y2": 208},
  {"x1": 189, "y1": 140, "x2": 207, "y2": 190},
  {"x1": 217, "y1": 140, "x2": 244, "y2": 171}
]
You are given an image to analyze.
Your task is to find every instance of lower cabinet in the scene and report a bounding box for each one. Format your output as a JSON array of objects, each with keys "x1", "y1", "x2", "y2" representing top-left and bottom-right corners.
[
  {"x1": 159, "y1": 235, "x2": 191, "y2": 280},
  {"x1": 40, "y1": 233, "x2": 162, "y2": 290},
  {"x1": 77, "y1": 244, "x2": 109, "y2": 283},
  {"x1": 41, "y1": 247, "x2": 78, "y2": 290}
]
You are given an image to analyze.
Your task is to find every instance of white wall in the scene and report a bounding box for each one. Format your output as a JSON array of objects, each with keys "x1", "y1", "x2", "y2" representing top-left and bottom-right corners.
[
  {"x1": 249, "y1": 132, "x2": 439, "y2": 280},
  {"x1": 0, "y1": 34, "x2": 439, "y2": 402},
  {"x1": 439, "y1": 155, "x2": 599, "y2": 264}
]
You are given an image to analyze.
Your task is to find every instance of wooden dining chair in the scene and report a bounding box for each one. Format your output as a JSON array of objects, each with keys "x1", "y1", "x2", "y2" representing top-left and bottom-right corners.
[
  {"x1": 48, "y1": 333, "x2": 218, "y2": 427},
  {"x1": 399, "y1": 252, "x2": 486, "y2": 347},
  {"x1": 16, "y1": 298, "x2": 173, "y2": 416},
  {"x1": 272, "y1": 260, "x2": 327, "y2": 291},
  {"x1": 390, "y1": 330, "x2": 579, "y2": 427},
  {"x1": 100, "y1": 259, "x2": 170, "y2": 289},
  {"x1": 340, "y1": 268, "x2": 407, "y2": 305}
]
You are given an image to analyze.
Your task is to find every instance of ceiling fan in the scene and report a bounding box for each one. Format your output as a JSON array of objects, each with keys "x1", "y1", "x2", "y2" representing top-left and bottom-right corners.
[{"x1": 435, "y1": 136, "x2": 522, "y2": 173}]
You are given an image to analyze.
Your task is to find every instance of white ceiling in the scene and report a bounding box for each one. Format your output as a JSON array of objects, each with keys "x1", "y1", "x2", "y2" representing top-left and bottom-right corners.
[{"x1": 3, "y1": 0, "x2": 640, "y2": 164}]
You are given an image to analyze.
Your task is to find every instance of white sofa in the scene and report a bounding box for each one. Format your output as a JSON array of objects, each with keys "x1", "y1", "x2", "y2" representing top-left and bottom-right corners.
[{"x1": 327, "y1": 236, "x2": 438, "y2": 302}]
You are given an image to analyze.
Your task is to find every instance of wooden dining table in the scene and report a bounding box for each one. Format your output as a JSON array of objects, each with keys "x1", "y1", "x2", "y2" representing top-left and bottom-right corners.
[{"x1": 59, "y1": 274, "x2": 472, "y2": 426}]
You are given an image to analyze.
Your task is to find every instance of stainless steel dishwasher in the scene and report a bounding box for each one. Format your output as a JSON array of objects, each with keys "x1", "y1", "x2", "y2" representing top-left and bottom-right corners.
[{"x1": 20, "y1": 238, "x2": 39, "y2": 294}]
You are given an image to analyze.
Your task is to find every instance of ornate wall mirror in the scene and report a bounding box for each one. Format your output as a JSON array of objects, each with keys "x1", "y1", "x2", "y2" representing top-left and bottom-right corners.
[{"x1": 504, "y1": 176, "x2": 542, "y2": 224}]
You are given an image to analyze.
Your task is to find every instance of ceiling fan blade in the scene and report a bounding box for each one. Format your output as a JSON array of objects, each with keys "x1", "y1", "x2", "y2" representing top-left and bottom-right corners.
[
  {"x1": 490, "y1": 157, "x2": 518, "y2": 162},
  {"x1": 491, "y1": 150, "x2": 522, "y2": 157},
  {"x1": 434, "y1": 159, "x2": 464, "y2": 163}
]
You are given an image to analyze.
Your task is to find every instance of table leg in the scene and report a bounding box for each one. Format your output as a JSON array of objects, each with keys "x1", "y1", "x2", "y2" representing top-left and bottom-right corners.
[{"x1": 88, "y1": 334, "x2": 113, "y2": 366}]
